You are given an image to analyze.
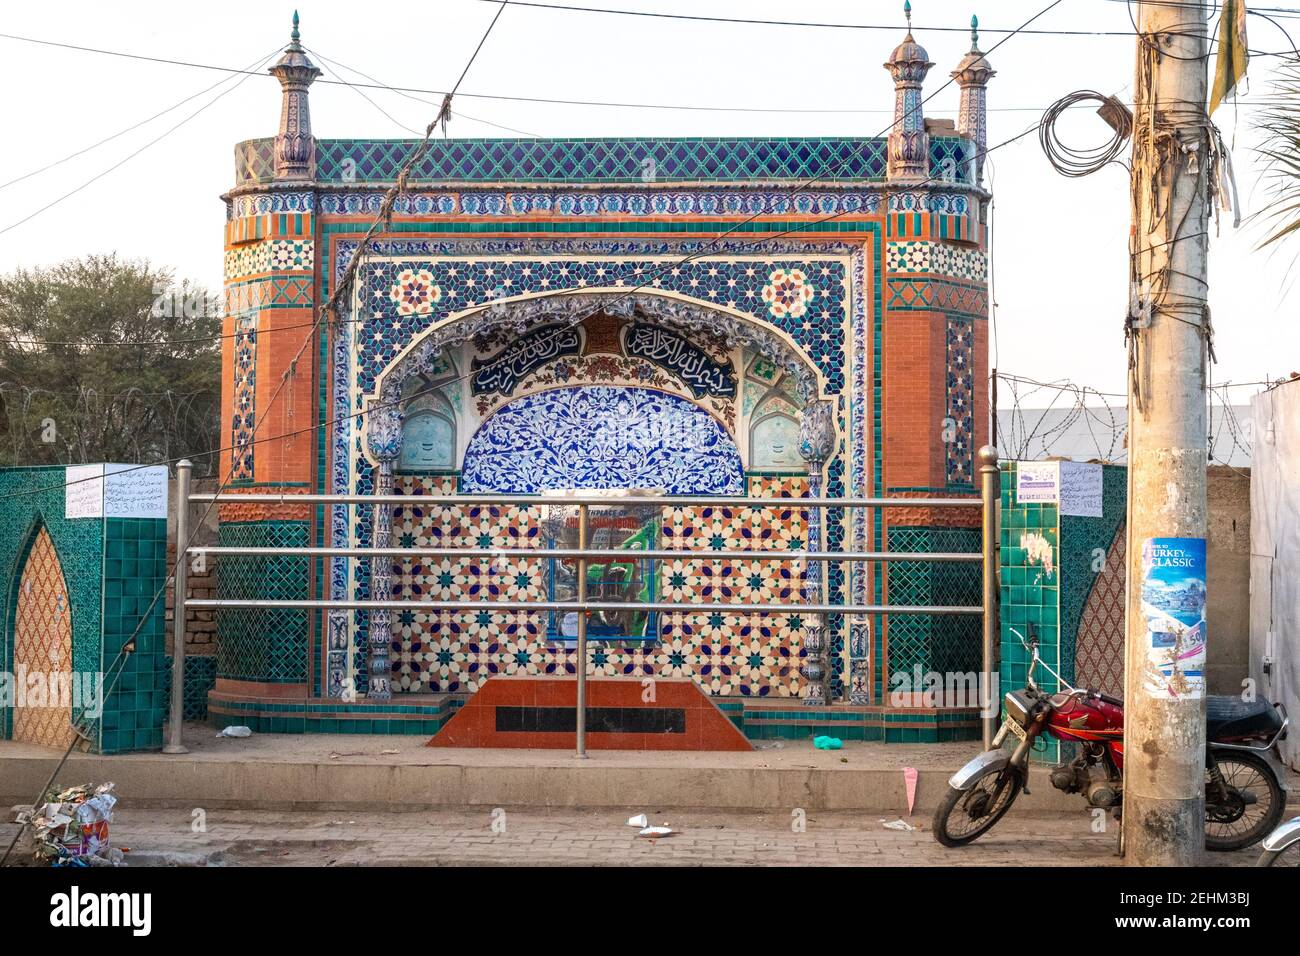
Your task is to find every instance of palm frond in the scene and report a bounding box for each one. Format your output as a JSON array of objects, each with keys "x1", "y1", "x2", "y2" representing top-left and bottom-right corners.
[{"x1": 1253, "y1": 57, "x2": 1300, "y2": 249}]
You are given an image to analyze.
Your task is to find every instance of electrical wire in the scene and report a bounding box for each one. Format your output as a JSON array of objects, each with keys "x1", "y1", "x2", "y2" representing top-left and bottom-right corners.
[
  {"x1": 0, "y1": 47, "x2": 283, "y2": 193},
  {"x1": 0, "y1": 48, "x2": 281, "y2": 236},
  {"x1": 557, "y1": 0, "x2": 1068, "y2": 322},
  {"x1": 7, "y1": 11, "x2": 1294, "y2": 122},
  {"x1": 1040, "y1": 90, "x2": 1134, "y2": 177},
  {"x1": 1127, "y1": 0, "x2": 1215, "y2": 61},
  {"x1": 1252, "y1": 8, "x2": 1300, "y2": 58},
  {"x1": 0, "y1": 3, "x2": 513, "y2": 865},
  {"x1": 1099, "y1": 0, "x2": 1300, "y2": 19},
  {"x1": 475, "y1": 0, "x2": 1300, "y2": 33},
  {"x1": 0, "y1": 113, "x2": 1047, "y2": 507},
  {"x1": 307, "y1": 47, "x2": 540, "y2": 137},
  {"x1": 472, "y1": 0, "x2": 1136, "y2": 35},
  {"x1": 477, "y1": 0, "x2": 1300, "y2": 58}
]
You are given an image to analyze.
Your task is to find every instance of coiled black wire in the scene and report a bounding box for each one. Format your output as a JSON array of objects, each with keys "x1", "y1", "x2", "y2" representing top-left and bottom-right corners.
[{"x1": 1039, "y1": 91, "x2": 1134, "y2": 177}]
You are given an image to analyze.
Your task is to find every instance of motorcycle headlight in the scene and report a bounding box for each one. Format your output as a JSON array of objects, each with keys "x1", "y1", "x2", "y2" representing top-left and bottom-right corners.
[{"x1": 1004, "y1": 690, "x2": 1033, "y2": 726}]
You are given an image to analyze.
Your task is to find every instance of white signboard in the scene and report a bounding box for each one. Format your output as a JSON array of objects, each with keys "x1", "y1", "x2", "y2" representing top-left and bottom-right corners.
[
  {"x1": 1059, "y1": 461, "x2": 1104, "y2": 518},
  {"x1": 65, "y1": 464, "x2": 107, "y2": 519},
  {"x1": 105, "y1": 464, "x2": 169, "y2": 518},
  {"x1": 1016, "y1": 462, "x2": 1059, "y2": 504},
  {"x1": 65, "y1": 464, "x2": 168, "y2": 520}
]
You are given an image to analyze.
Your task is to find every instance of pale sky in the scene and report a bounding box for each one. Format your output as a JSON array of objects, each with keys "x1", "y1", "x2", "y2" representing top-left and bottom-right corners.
[{"x1": 1, "y1": 0, "x2": 1295, "y2": 405}]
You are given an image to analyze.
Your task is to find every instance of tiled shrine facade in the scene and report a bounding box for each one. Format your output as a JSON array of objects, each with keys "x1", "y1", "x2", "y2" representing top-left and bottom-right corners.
[{"x1": 209, "y1": 15, "x2": 996, "y2": 739}]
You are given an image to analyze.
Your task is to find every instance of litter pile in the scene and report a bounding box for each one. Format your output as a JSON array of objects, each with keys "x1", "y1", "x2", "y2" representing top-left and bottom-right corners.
[{"x1": 26, "y1": 782, "x2": 125, "y2": 866}]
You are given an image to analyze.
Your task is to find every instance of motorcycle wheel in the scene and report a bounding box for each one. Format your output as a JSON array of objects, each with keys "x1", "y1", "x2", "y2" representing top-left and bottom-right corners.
[
  {"x1": 1256, "y1": 844, "x2": 1300, "y2": 866},
  {"x1": 1206, "y1": 750, "x2": 1286, "y2": 852},
  {"x1": 932, "y1": 766, "x2": 1022, "y2": 848}
]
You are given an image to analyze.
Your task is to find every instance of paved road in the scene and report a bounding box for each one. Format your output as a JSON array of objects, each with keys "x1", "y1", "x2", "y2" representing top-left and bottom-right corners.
[{"x1": 3, "y1": 807, "x2": 1261, "y2": 866}]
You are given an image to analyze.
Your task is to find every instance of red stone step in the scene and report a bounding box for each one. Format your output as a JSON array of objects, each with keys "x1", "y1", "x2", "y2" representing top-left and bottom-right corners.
[{"x1": 428, "y1": 676, "x2": 753, "y2": 751}]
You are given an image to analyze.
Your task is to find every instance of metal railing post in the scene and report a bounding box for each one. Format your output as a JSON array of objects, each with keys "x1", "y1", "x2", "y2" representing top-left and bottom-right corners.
[
  {"x1": 163, "y1": 459, "x2": 192, "y2": 754},
  {"x1": 575, "y1": 503, "x2": 589, "y2": 758},
  {"x1": 978, "y1": 445, "x2": 1000, "y2": 750},
  {"x1": 182, "y1": 491, "x2": 992, "y2": 731}
]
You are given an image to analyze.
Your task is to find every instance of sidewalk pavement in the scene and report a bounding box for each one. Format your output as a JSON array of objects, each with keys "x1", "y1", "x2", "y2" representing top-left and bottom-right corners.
[{"x1": 0, "y1": 806, "x2": 1263, "y2": 867}]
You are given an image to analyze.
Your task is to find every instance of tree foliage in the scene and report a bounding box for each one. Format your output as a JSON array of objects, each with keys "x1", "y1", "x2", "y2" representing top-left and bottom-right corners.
[{"x1": 0, "y1": 254, "x2": 220, "y2": 473}]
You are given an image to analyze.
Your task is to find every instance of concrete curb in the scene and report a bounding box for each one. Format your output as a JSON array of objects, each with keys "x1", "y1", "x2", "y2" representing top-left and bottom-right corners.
[{"x1": 0, "y1": 753, "x2": 1084, "y2": 812}]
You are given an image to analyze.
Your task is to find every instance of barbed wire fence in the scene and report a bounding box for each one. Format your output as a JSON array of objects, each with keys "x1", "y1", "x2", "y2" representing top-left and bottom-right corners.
[
  {"x1": 996, "y1": 371, "x2": 1264, "y2": 466},
  {"x1": 998, "y1": 373, "x2": 1128, "y2": 462},
  {"x1": 0, "y1": 383, "x2": 219, "y2": 475}
]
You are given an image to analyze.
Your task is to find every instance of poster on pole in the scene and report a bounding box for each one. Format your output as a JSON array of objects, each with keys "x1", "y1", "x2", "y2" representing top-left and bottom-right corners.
[{"x1": 1139, "y1": 537, "x2": 1207, "y2": 699}]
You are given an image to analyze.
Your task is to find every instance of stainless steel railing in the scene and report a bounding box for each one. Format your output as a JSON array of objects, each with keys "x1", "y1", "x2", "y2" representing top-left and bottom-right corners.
[{"x1": 169, "y1": 446, "x2": 1001, "y2": 755}]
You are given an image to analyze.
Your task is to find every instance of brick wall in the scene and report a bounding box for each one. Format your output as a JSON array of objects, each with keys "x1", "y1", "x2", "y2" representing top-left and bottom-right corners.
[{"x1": 165, "y1": 476, "x2": 219, "y2": 657}]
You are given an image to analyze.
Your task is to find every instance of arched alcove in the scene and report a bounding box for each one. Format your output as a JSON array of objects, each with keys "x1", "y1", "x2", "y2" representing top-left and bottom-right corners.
[
  {"x1": 749, "y1": 388, "x2": 805, "y2": 471},
  {"x1": 396, "y1": 386, "x2": 457, "y2": 472},
  {"x1": 9, "y1": 522, "x2": 74, "y2": 748}
]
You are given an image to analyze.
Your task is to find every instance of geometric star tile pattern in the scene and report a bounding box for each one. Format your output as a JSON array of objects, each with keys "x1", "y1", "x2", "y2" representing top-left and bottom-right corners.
[{"x1": 385, "y1": 474, "x2": 811, "y2": 697}]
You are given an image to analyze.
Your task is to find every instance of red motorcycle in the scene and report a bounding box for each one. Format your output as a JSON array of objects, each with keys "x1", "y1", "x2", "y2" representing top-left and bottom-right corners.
[{"x1": 933, "y1": 625, "x2": 1289, "y2": 851}]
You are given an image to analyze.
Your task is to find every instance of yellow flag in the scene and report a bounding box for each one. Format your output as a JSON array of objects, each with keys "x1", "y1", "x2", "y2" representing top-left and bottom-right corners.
[{"x1": 1209, "y1": 0, "x2": 1249, "y2": 115}]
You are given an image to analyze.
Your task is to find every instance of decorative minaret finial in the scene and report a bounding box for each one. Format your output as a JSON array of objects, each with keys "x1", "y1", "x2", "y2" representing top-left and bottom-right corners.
[
  {"x1": 952, "y1": 12, "x2": 996, "y2": 184},
  {"x1": 884, "y1": 2, "x2": 934, "y2": 181},
  {"x1": 269, "y1": 11, "x2": 321, "y2": 180}
]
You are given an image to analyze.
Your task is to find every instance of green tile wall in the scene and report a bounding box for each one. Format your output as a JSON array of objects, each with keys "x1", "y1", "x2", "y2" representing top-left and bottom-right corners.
[
  {"x1": 100, "y1": 517, "x2": 168, "y2": 753},
  {"x1": 999, "y1": 463, "x2": 1061, "y2": 762},
  {"x1": 215, "y1": 520, "x2": 310, "y2": 683},
  {"x1": 0, "y1": 467, "x2": 168, "y2": 753},
  {"x1": 162, "y1": 653, "x2": 218, "y2": 720},
  {"x1": 886, "y1": 526, "x2": 982, "y2": 680},
  {"x1": 998, "y1": 462, "x2": 1127, "y2": 764},
  {"x1": 1058, "y1": 466, "x2": 1127, "y2": 686}
]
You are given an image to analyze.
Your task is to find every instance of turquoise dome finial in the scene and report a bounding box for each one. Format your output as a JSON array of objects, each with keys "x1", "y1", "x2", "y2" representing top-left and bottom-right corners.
[
  {"x1": 971, "y1": 14, "x2": 979, "y2": 49},
  {"x1": 904, "y1": 0, "x2": 913, "y2": 30},
  {"x1": 291, "y1": 10, "x2": 301, "y2": 43}
]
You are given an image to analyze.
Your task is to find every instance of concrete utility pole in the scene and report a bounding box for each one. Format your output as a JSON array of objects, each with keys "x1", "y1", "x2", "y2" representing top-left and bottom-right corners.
[{"x1": 1122, "y1": 1, "x2": 1211, "y2": 866}]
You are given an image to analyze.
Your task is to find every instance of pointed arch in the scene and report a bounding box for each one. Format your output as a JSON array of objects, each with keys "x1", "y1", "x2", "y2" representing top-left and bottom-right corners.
[
  {"x1": 362, "y1": 288, "x2": 827, "y2": 468},
  {"x1": 7, "y1": 518, "x2": 74, "y2": 748}
]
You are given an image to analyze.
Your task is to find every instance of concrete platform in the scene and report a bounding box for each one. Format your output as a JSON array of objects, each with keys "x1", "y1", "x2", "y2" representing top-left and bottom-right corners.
[
  {"x1": 5, "y1": 723, "x2": 1294, "y2": 814},
  {"x1": 0, "y1": 721, "x2": 1067, "y2": 813}
]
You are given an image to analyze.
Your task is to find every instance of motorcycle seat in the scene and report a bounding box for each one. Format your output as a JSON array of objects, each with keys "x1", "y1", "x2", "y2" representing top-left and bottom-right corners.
[{"x1": 1205, "y1": 695, "x2": 1282, "y2": 741}]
